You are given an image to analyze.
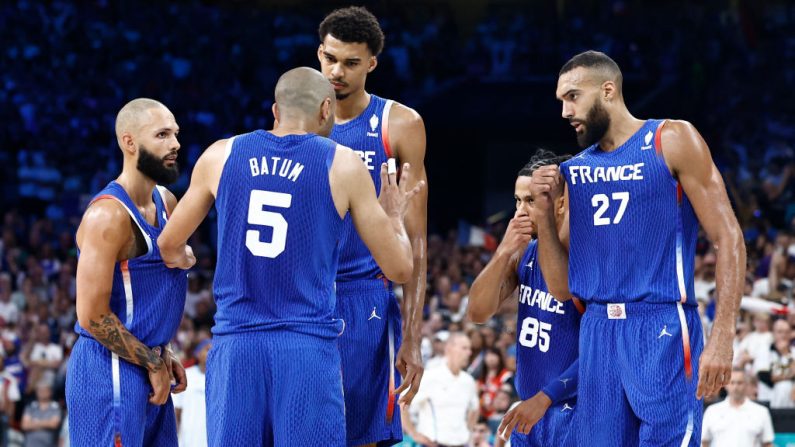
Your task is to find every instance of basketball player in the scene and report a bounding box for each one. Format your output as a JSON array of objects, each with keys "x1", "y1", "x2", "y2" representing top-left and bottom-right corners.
[
  {"x1": 67, "y1": 98, "x2": 190, "y2": 446},
  {"x1": 317, "y1": 7, "x2": 428, "y2": 447},
  {"x1": 468, "y1": 151, "x2": 581, "y2": 447},
  {"x1": 531, "y1": 51, "x2": 745, "y2": 446},
  {"x1": 157, "y1": 67, "x2": 423, "y2": 446}
]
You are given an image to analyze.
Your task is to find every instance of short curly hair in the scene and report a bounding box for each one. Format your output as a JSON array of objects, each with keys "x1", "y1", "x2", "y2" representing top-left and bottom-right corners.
[
  {"x1": 518, "y1": 149, "x2": 570, "y2": 177},
  {"x1": 318, "y1": 6, "x2": 385, "y2": 56}
]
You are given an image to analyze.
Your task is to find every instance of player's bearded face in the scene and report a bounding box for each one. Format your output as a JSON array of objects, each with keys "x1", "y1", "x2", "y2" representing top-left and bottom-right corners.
[
  {"x1": 575, "y1": 99, "x2": 611, "y2": 148},
  {"x1": 137, "y1": 144, "x2": 179, "y2": 185}
]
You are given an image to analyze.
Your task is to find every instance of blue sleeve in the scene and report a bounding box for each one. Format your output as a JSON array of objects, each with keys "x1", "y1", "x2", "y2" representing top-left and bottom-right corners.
[{"x1": 540, "y1": 359, "x2": 578, "y2": 405}]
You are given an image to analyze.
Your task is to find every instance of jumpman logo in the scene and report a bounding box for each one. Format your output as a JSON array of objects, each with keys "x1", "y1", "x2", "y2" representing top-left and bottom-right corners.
[
  {"x1": 658, "y1": 325, "x2": 673, "y2": 338},
  {"x1": 559, "y1": 378, "x2": 571, "y2": 388},
  {"x1": 368, "y1": 307, "x2": 381, "y2": 321},
  {"x1": 526, "y1": 260, "x2": 534, "y2": 269},
  {"x1": 561, "y1": 403, "x2": 574, "y2": 412}
]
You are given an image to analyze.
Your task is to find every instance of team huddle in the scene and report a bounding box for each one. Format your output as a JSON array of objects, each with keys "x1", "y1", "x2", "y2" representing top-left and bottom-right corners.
[{"x1": 65, "y1": 6, "x2": 745, "y2": 447}]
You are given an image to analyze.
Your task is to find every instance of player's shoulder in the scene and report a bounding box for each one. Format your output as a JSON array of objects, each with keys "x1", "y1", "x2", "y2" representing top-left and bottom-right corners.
[
  {"x1": 329, "y1": 144, "x2": 367, "y2": 174},
  {"x1": 201, "y1": 138, "x2": 232, "y2": 161},
  {"x1": 387, "y1": 100, "x2": 423, "y2": 122},
  {"x1": 561, "y1": 147, "x2": 592, "y2": 167},
  {"x1": 659, "y1": 119, "x2": 699, "y2": 141},
  {"x1": 387, "y1": 101, "x2": 424, "y2": 135},
  {"x1": 81, "y1": 196, "x2": 132, "y2": 230}
]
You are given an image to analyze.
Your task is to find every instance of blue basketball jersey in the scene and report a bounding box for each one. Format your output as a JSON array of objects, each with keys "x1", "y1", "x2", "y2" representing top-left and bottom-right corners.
[
  {"x1": 561, "y1": 120, "x2": 699, "y2": 305},
  {"x1": 212, "y1": 131, "x2": 344, "y2": 338},
  {"x1": 75, "y1": 181, "x2": 187, "y2": 347},
  {"x1": 514, "y1": 240, "x2": 581, "y2": 402},
  {"x1": 329, "y1": 94, "x2": 394, "y2": 281}
]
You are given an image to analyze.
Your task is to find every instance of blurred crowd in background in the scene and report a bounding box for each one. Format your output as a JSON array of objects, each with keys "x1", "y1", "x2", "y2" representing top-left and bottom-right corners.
[{"x1": 2, "y1": 0, "x2": 795, "y2": 445}]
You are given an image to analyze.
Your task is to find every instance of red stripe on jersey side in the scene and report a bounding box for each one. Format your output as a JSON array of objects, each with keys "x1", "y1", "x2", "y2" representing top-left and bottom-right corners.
[
  {"x1": 572, "y1": 297, "x2": 585, "y2": 315},
  {"x1": 382, "y1": 102, "x2": 393, "y2": 159},
  {"x1": 677, "y1": 303, "x2": 693, "y2": 380},
  {"x1": 677, "y1": 182, "x2": 683, "y2": 204},
  {"x1": 654, "y1": 119, "x2": 666, "y2": 156}
]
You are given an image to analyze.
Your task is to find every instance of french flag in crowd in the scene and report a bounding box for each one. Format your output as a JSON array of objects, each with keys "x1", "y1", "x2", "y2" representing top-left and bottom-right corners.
[{"x1": 457, "y1": 221, "x2": 498, "y2": 251}]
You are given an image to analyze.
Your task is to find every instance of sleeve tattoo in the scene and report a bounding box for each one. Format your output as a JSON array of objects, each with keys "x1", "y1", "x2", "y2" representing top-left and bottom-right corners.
[{"x1": 88, "y1": 313, "x2": 164, "y2": 372}]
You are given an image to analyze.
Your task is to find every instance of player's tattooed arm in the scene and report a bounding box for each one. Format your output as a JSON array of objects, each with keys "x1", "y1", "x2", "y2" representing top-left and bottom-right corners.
[
  {"x1": 76, "y1": 199, "x2": 174, "y2": 405},
  {"x1": 88, "y1": 313, "x2": 164, "y2": 372}
]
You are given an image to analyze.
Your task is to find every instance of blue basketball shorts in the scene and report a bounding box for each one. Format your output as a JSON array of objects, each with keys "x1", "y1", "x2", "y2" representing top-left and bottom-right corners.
[
  {"x1": 575, "y1": 301, "x2": 704, "y2": 447},
  {"x1": 509, "y1": 398, "x2": 577, "y2": 447},
  {"x1": 66, "y1": 336, "x2": 177, "y2": 447},
  {"x1": 205, "y1": 330, "x2": 346, "y2": 446},
  {"x1": 335, "y1": 278, "x2": 403, "y2": 447}
]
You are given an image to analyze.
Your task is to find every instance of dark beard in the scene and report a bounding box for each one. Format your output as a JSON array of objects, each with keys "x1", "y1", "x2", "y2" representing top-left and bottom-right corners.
[
  {"x1": 335, "y1": 92, "x2": 350, "y2": 100},
  {"x1": 577, "y1": 101, "x2": 611, "y2": 148},
  {"x1": 137, "y1": 145, "x2": 179, "y2": 185}
]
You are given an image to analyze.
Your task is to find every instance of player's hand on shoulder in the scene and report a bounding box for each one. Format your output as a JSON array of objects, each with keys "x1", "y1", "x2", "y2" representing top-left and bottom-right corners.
[
  {"x1": 498, "y1": 210, "x2": 534, "y2": 257},
  {"x1": 497, "y1": 391, "x2": 552, "y2": 439},
  {"x1": 378, "y1": 161, "x2": 426, "y2": 221},
  {"x1": 530, "y1": 165, "x2": 563, "y2": 210}
]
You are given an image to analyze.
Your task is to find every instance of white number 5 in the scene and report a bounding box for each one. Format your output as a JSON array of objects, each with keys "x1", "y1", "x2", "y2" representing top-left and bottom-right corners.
[{"x1": 245, "y1": 190, "x2": 291, "y2": 258}]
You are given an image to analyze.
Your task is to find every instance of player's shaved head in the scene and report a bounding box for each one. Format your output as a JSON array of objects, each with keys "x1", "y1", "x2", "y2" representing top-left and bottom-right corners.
[
  {"x1": 559, "y1": 50, "x2": 623, "y2": 93},
  {"x1": 274, "y1": 67, "x2": 335, "y2": 119},
  {"x1": 115, "y1": 98, "x2": 169, "y2": 139}
]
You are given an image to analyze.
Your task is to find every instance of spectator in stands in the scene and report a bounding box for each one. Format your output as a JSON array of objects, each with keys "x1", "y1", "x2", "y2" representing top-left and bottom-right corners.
[
  {"x1": 764, "y1": 319, "x2": 795, "y2": 408},
  {"x1": 471, "y1": 418, "x2": 493, "y2": 447},
  {"x1": 478, "y1": 348, "x2": 513, "y2": 418},
  {"x1": 174, "y1": 338, "x2": 211, "y2": 447},
  {"x1": 737, "y1": 313, "x2": 774, "y2": 375},
  {"x1": 21, "y1": 323, "x2": 62, "y2": 394},
  {"x1": 0, "y1": 350, "x2": 21, "y2": 447},
  {"x1": 21, "y1": 380, "x2": 62, "y2": 447},
  {"x1": 0, "y1": 273, "x2": 19, "y2": 326},
  {"x1": 702, "y1": 368, "x2": 774, "y2": 447},
  {"x1": 402, "y1": 332, "x2": 479, "y2": 447}
]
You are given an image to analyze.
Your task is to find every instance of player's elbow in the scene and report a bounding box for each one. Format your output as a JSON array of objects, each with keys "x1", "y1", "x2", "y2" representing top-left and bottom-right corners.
[
  {"x1": 157, "y1": 234, "x2": 176, "y2": 256},
  {"x1": 467, "y1": 304, "x2": 492, "y2": 324},
  {"x1": 549, "y1": 284, "x2": 573, "y2": 302},
  {"x1": 389, "y1": 262, "x2": 413, "y2": 284},
  {"x1": 383, "y1": 256, "x2": 413, "y2": 284}
]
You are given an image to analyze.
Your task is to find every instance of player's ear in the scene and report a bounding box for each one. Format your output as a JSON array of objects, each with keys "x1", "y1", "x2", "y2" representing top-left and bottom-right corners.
[
  {"x1": 320, "y1": 97, "x2": 332, "y2": 123},
  {"x1": 272, "y1": 103, "x2": 280, "y2": 127},
  {"x1": 368, "y1": 55, "x2": 377, "y2": 73},
  {"x1": 602, "y1": 81, "x2": 617, "y2": 102},
  {"x1": 555, "y1": 194, "x2": 567, "y2": 218},
  {"x1": 119, "y1": 133, "x2": 136, "y2": 156}
]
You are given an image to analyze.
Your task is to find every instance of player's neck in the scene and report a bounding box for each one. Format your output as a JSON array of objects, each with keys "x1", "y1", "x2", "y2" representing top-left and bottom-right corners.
[
  {"x1": 599, "y1": 110, "x2": 644, "y2": 152},
  {"x1": 271, "y1": 118, "x2": 318, "y2": 136},
  {"x1": 335, "y1": 90, "x2": 370, "y2": 124},
  {"x1": 116, "y1": 168, "x2": 156, "y2": 207}
]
